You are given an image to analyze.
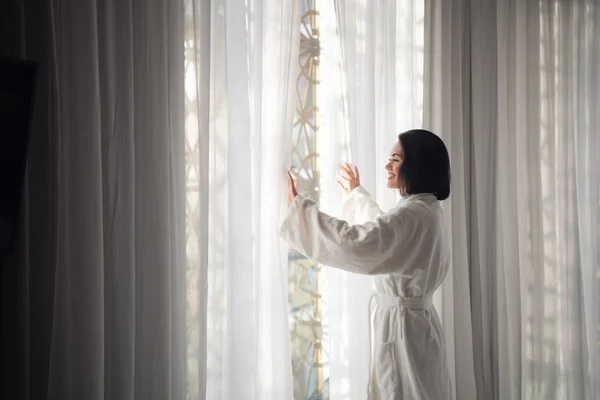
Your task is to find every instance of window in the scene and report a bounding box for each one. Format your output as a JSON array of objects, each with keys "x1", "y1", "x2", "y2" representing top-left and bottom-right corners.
[{"x1": 288, "y1": 1, "x2": 329, "y2": 399}]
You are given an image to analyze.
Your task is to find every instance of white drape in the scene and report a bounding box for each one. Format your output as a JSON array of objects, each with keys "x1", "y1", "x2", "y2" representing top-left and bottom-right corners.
[
  {"x1": 49, "y1": 1, "x2": 187, "y2": 398},
  {"x1": 425, "y1": 0, "x2": 599, "y2": 399},
  {"x1": 187, "y1": 1, "x2": 301, "y2": 399},
  {"x1": 524, "y1": 2, "x2": 599, "y2": 398},
  {"x1": 318, "y1": 1, "x2": 426, "y2": 399},
  {"x1": 423, "y1": 0, "x2": 479, "y2": 398}
]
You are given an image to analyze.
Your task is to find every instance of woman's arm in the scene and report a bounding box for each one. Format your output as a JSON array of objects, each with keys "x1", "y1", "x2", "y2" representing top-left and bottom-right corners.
[
  {"x1": 340, "y1": 186, "x2": 384, "y2": 224},
  {"x1": 279, "y1": 195, "x2": 421, "y2": 276}
]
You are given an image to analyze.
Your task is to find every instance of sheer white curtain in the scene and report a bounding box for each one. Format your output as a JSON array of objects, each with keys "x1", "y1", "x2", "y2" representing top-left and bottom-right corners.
[
  {"x1": 318, "y1": 1, "x2": 427, "y2": 398},
  {"x1": 47, "y1": 1, "x2": 188, "y2": 398},
  {"x1": 2, "y1": 0, "x2": 188, "y2": 399},
  {"x1": 525, "y1": 2, "x2": 599, "y2": 398},
  {"x1": 425, "y1": 0, "x2": 599, "y2": 399},
  {"x1": 422, "y1": 0, "x2": 484, "y2": 398},
  {"x1": 186, "y1": 1, "x2": 301, "y2": 399}
]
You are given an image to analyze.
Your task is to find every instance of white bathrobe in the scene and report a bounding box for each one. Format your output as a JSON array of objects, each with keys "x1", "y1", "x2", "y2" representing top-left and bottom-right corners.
[{"x1": 279, "y1": 186, "x2": 454, "y2": 400}]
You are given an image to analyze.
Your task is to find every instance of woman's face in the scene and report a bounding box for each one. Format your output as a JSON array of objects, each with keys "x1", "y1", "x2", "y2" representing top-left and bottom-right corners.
[{"x1": 385, "y1": 141, "x2": 404, "y2": 189}]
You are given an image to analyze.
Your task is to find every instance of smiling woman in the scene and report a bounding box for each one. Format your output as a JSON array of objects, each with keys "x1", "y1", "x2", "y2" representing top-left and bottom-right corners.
[
  {"x1": 386, "y1": 143, "x2": 403, "y2": 188},
  {"x1": 281, "y1": 129, "x2": 454, "y2": 399}
]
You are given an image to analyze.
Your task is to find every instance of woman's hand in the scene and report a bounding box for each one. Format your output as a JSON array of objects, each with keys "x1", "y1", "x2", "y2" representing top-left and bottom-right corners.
[
  {"x1": 336, "y1": 163, "x2": 360, "y2": 194},
  {"x1": 287, "y1": 171, "x2": 298, "y2": 205}
]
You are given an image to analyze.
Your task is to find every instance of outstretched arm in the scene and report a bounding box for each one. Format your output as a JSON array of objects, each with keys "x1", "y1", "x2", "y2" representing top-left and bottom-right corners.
[
  {"x1": 279, "y1": 195, "x2": 418, "y2": 276},
  {"x1": 340, "y1": 186, "x2": 384, "y2": 224}
]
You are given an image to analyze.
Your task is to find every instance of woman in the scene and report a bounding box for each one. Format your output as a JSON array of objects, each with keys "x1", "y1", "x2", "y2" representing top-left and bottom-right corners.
[{"x1": 279, "y1": 129, "x2": 453, "y2": 400}]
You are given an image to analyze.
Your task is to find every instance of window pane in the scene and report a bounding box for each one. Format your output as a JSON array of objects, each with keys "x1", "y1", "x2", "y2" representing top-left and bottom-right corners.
[{"x1": 288, "y1": 1, "x2": 329, "y2": 399}]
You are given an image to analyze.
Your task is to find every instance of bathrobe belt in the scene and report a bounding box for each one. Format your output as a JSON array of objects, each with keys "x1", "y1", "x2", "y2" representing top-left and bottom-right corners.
[{"x1": 367, "y1": 293, "x2": 434, "y2": 397}]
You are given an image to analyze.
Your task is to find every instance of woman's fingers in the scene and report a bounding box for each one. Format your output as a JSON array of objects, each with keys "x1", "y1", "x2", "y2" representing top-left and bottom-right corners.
[
  {"x1": 336, "y1": 163, "x2": 360, "y2": 194},
  {"x1": 343, "y1": 163, "x2": 355, "y2": 178},
  {"x1": 340, "y1": 163, "x2": 360, "y2": 182},
  {"x1": 339, "y1": 164, "x2": 355, "y2": 180},
  {"x1": 289, "y1": 172, "x2": 297, "y2": 191},
  {"x1": 336, "y1": 179, "x2": 347, "y2": 192},
  {"x1": 288, "y1": 171, "x2": 296, "y2": 188},
  {"x1": 339, "y1": 169, "x2": 354, "y2": 180},
  {"x1": 287, "y1": 171, "x2": 298, "y2": 204}
]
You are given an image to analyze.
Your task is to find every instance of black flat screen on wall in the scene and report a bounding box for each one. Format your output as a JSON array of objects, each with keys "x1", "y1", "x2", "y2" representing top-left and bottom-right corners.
[{"x1": 0, "y1": 56, "x2": 38, "y2": 255}]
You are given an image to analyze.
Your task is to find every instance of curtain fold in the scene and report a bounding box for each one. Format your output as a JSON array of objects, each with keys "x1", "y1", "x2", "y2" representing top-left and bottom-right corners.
[
  {"x1": 423, "y1": 1, "x2": 478, "y2": 398},
  {"x1": 186, "y1": 0, "x2": 302, "y2": 399},
  {"x1": 320, "y1": 1, "x2": 426, "y2": 398},
  {"x1": 425, "y1": 0, "x2": 599, "y2": 399},
  {"x1": 524, "y1": 2, "x2": 599, "y2": 398},
  {"x1": 50, "y1": 0, "x2": 187, "y2": 398}
]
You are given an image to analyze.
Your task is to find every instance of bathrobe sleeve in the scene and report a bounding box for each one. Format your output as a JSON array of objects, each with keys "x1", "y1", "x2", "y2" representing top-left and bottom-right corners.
[
  {"x1": 279, "y1": 194, "x2": 424, "y2": 276},
  {"x1": 339, "y1": 185, "x2": 384, "y2": 224}
]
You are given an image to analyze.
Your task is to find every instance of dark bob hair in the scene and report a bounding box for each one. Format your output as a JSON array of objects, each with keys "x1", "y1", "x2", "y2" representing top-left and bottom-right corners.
[{"x1": 397, "y1": 129, "x2": 451, "y2": 201}]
